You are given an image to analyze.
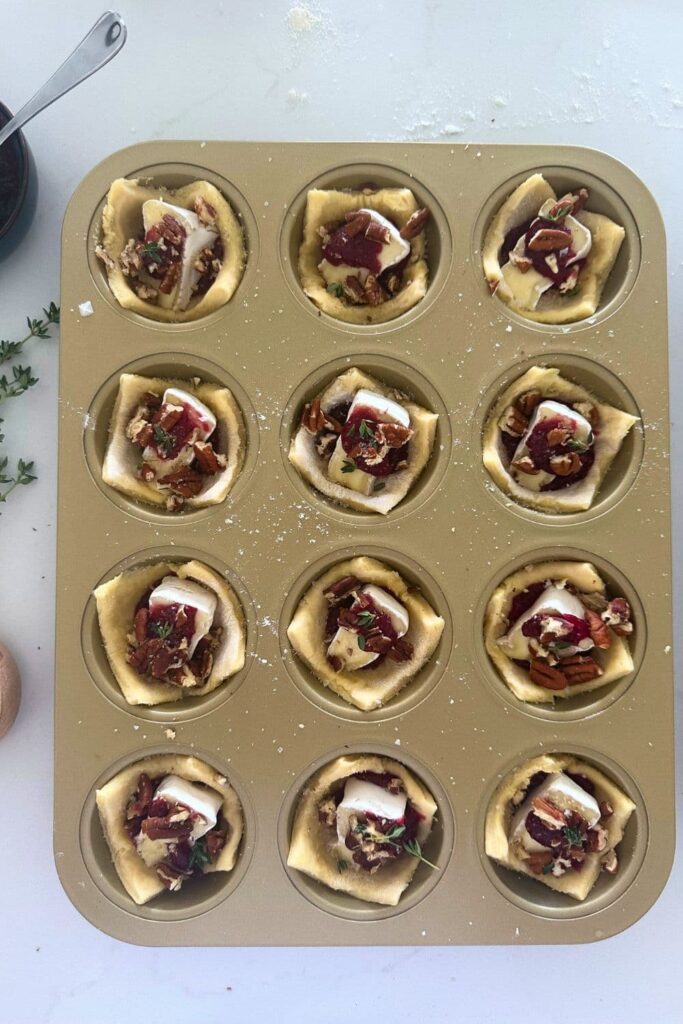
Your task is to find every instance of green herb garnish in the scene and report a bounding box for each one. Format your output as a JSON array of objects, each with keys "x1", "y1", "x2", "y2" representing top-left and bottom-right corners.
[
  {"x1": 353, "y1": 822, "x2": 406, "y2": 851},
  {"x1": 546, "y1": 201, "x2": 573, "y2": 222},
  {"x1": 562, "y1": 825, "x2": 584, "y2": 847},
  {"x1": 336, "y1": 857, "x2": 349, "y2": 873},
  {"x1": 327, "y1": 282, "x2": 343, "y2": 297},
  {"x1": 188, "y1": 838, "x2": 211, "y2": 870},
  {"x1": 142, "y1": 241, "x2": 163, "y2": 264},
  {"x1": 565, "y1": 435, "x2": 591, "y2": 453},
  {"x1": 372, "y1": 480, "x2": 386, "y2": 492},
  {"x1": 153, "y1": 423, "x2": 175, "y2": 455},
  {"x1": 357, "y1": 610, "x2": 376, "y2": 628},
  {"x1": 403, "y1": 838, "x2": 439, "y2": 870},
  {"x1": 0, "y1": 303, "x2": 59, "y2": 507},
  {"x1": 359, "y1": 419, "x2": 374, "y2": 440},
  {"x1": 150, "y1": 620, "x2": 173, "y2": 639},
  {"x1": 542, "y1": 861, "x2": 555, "y2": 875},
  {"x1": 357, "y1": 633, "x2": 367, "y2": 651},
  {"x1": 341, "y1": 459, "x2": 355, "y2": 474}
]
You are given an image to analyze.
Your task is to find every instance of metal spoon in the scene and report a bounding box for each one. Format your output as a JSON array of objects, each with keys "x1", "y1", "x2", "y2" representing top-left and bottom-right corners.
[{"x1": 0, "y1": 11, "x2": 127, "y2": 149}]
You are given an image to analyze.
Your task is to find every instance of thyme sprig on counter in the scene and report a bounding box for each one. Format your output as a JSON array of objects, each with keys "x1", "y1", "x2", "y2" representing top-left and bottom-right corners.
[{"x1": 0, "y1": 303, "x2": 59, "y2": 506}]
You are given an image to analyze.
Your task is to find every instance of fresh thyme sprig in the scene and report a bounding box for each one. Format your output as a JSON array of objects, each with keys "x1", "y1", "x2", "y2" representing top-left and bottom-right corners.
[
  {"x1": 0, "y1": 303, "x2": 60, "y2": 365},
  {"x1": 352, "y1": 821, "x2": 439, "y2": 870},
  {"x1": 0, "y1": 302, "x2": 59, "y2": 507},
  {"x1": 403, "y1": 838, "x2": 439, "y2": 870},
  {"x1": 188, "y1": 838, "x2": 211, "y2": 870}
]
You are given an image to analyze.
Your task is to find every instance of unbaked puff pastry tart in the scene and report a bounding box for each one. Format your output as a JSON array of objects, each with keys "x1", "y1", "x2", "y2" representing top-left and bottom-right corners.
[
  {"x1": 289, "y1": 367, "x2": 438, "y2": 514},
  {"x1": 484, "y1": 560, "x2": 634, "y2": 704},
  {"x1": 102, "y1": 373, "x2": 245, "y2": 513},
  {"x1": 298, "y1": 186, "x2": 430, "y2": 324},
  {"x1": 482, "y1": 173, "x2": 625, "y2": 324},
  {"x1": 287, "y1": 556, "x2": 444, "y2": 712},
  {"x1": 95, "y1": 177, "x2": 245, "y2": 322},
  {"x1": 485, "y1": 753, "x2": 635, "y2": 900},
  {"x1": 287, "y1": 754, "x2": 437, "y2": 905},
  {"x1": 94, "y1": 559, "x2": 245, "y2": 706},
  {"x1": 482, "y1": 365, "x2": 638, "y2": 513},
  {"x1": 96, "y1": 754, "x2": 243, "y2": 904}
]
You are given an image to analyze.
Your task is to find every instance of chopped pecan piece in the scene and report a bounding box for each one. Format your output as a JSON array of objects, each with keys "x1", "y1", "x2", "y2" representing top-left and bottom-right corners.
[
  {"x1": 585, "y1": 609, "x2": 612, "y2": 649},
  {"x1": 599, "y1": 800, "x2": 614, "y2": 820},
  {"x1": 571, "y1": 188, "x2": 590, "y2": 215},
  {"x1": 95, "y1": 243, "x2": 116, "y2": 270},
  {"x1": 529, "y1": 658, "x2": 567, "y2": 690},
  {"x1": 159, "y1": 262, "x2": 181, "y2": 295},
  {"x1": 399, "y1": 207, "x2": 430, "y2": 239},
  {"x1": 601, "y1": 849, "x2": 618, "y2": 874},
  {"x1": 156, "y1": 863, "x2": 185, "y2": 891},
  {"x1": 302, "y1": 398, "x2": 326, "y2": 434},
  {"x1": 532, "y1": 796, "x2": 566, "y2": 824},
  {"x1": 376, "y1": 422, "x2": 412, "y2": 448},
  {"x1": 499, "y1": 405, "x2": 528, "y2": 437},
  {"x1": 344, "y1": 210, "x2": 372, "y2": 237},
  {"x1": 511, "y1": 455, "x2": 538, "y2": 475},
  {"x1": 205, "y1": 829, "x2": 226, "y2": 861},
  {"x1": 194, "y1": 441, "x2": 224, "y2": 474},
  {"x1": 343, "y1": 275, "x2": 367, "y2": 304},
  {"x1": 516, "y1": 390, "x2": 543, "y2": 416},
  {"x1": 141, "y1": 816, "x2": 193, "y2": 841},
  {"x1": 547, "y1": 427, "x2": 572, "y2": 446},
  {"x1": 509, "y1": 250, "x2": 533, "y2": 273},
  {"x1": 194, "y1": 195, "x2": 218, "y2": 228},
  {"x1": 134, "y1": 607, "x2": 149, "y2": 643},
  {"x1": 363, "y1": 273, "x2": 384, "y2": 306},
  {"x1": 365, "y1": 219, "x2": 391, "y2": 244},
  {"x1": 387, "y1": 637, "x2": 414, "y2": 662},
  {"x1": 318, "y1": 797, "x2": 337, "y2": 828},
  {"x1": 601, "y1": 597, "x2": 633, "y2": 635},
  {"x1": 157, "y1": 403, "x2": 184, "y2": 431},
  {"x1": 549, "y1": 451, "x2": 581, "y2": 476},
  {"x1": 562, "y1": 654, "x2": 603, "y2": 684},
  {"x1": 157, "y1": 467, "x2": 204, "y2": 498},
  {"x1": 527, "y1": 226, "x2": 572, "y2": 252},
  {"x1": 127, "y1": 773, "x2": 153, "y2": 820},
  {"x1": 546, "y1": 195, "x2": 576, "y2": 220},
  {"x1": 323, "y1": 576, "x2": 360, "y2": 604},
  {"x1": 134, "y1": 283, "x2": 158, "y2": 302},
  {"x1": 526, "y1": 850, "x2": 554, "y2": 874},
  {"x1": 384, "y1": 271, "x2": 401, "y2": 295}
]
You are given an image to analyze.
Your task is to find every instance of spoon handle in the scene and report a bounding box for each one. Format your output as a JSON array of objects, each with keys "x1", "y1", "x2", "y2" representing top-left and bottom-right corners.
[{"x1": 0, "y1": 11, "x2": 127, "y2": 149}]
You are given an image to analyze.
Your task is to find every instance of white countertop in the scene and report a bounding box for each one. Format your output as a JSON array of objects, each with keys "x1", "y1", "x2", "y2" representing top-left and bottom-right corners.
[{"x1": 0, "y1": 1, "x2": 680, "y2": 1020}]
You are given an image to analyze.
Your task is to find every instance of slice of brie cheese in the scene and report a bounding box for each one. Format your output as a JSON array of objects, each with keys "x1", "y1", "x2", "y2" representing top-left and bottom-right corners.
[
  {"x1": 348, "y1": 389, "x2": 411, "y2": 428},
  {"x1": 327, "y1": 626, "x2": 378, "y2": 670},
  {"x1": 336, "y1": 777, "x2": 407, "y2": 845},
  {"x1": 142, "y1": 199, "x2": 218, "y2": 311},
  {"x1": 510, "y1": 399, "x2": 593, "y2": 492},
  {"x1": 360, "y1": 585, "x2": 409, "y2": 636},
  {"x1": 501, "y1": 200, "x2": 592, "y2": 311},
  {"x1": 510, "y1": 771, "x2": 600, "y2": 853},
  {"x1": 327, "y1": 440, "x2": 375, "y2": 494},
  {"x1": 319, "y1": 209, "x2": 410, "y2": 287},
  {"x1": 498, "y1": 584, "x2": 586, "y2": 661},
  {"x1": 154, "y1": 775, "x2": 223, "y2": 840},
  {"x1": 148, "y1": 576, "x2": 217, "y2": 657}
]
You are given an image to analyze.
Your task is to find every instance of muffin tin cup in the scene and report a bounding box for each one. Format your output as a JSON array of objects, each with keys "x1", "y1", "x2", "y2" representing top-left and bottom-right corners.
[{"x1": 56, "y1": 141, "x2": 673, "y2": 946}]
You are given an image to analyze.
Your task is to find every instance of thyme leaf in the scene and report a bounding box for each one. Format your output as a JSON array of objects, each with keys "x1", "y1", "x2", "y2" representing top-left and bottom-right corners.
[
  {"x1": 341, "y1": 459, "x2": 355, "y2": 474},
  {"x1": 403, "y1": 838, "x2": 439, "y2": 870},
  {"x1": 153, "y1": 423, "x2": 175, "y2": 455},
  {"x1": 188, "y1": 838, "x2": 211, "y2": 870}
]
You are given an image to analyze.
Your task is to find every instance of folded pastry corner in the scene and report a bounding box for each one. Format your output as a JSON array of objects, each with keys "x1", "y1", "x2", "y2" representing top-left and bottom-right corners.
[
  {"x1": 298, "y1": 187, "x2": 430, "y2": 324},
  {"x1": 96, "y1": 177, "x2": 245, "y2": 322},
  {"x1": 287, "y1": 753, "x2": 438, "y2": 905},
  {"x1": 484, "y1": 560, "x2": 634, "y2": 703},
  {"x1": 482, "y1": 173, "x2": 625, "y2": 324},
  {"x1": 482, "y1": 365, "x2": 638, "y2": 513},
  {"x1": 96, "y1": 754, "x2": 243, "y2": 905},
  {"x1": 289, "y1": 367, "x2": 438, "y2": 514},
  {"x1": 485, "y1": 753, "x2": 635, "y2": 900},
  {"x1": 287, "y1": 555, "x2": 444, "y2": 711},
  {"x1": 94, "y1": 559, "x2": 245, "y2": 706},
  {"x1": 102, "y1": 373, "x2": 245, "y2": 512}
]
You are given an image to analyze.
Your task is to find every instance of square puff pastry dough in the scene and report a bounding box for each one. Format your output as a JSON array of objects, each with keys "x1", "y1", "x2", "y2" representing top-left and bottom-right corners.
[
  {"x1": 99, "y1": 177, "x2": 245, "y2": 323},
  {"x1": 287, "y1": 753, "x2": 437, "y2": 905},
  {"x1": 102, "y1": 373, "x2": 245, "y2": 510},
  {"x1": 96, "y1": 753, "x2": 243, "y2": 905},
  {"x1": 482, "y1": 365, "x2": 638, "y2": 513},
  {"x1": 94, "y1": 559, "x2": 245, "y2": 706},
  {"x1": 289, "y1": 367, "x2": 438, "y2": 515},
  {"x1": 482, "y1": 172, "x2": 625, "y2": 324},
  {"x1": 298, "y1": 188, "x2": 428, "y2": 324},
  {"x1": 485, "y1": 752, "x2": 636, "y2": 901},
  {"x1": 484, "y1": 560, "x2": 634, "y2": 703},
  {"x1": 287, "y1": 555, "x2": 444, "y2": 711}
]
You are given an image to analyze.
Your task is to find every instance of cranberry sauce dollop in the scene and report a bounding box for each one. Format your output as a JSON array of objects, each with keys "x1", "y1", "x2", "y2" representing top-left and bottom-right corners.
[
  {"x1": 521, "y1": 611, "x2": 590, "y2": 647},
  {"x1": 323, "y1": 225, "x2": 383, "y2": 274},
  {"x1": 151, "y1": 401, "x2": 214, "y2": 460},
  {"x1": 340, "y1": 405, "x2": 409, "y2": 477},
  {"x1": 525, "y1": 415, "x2": 594, "y2": 490}
]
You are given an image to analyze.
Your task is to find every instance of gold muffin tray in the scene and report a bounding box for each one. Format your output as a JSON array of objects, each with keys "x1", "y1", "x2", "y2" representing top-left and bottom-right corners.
[{"x1": 55, "y1": 142, "x2": 673, "y2": 945}]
